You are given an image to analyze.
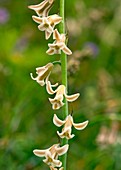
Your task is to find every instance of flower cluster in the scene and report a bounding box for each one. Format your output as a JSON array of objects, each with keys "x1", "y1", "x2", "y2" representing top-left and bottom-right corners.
[
  {"x1": 33, "y1": 144, "x2": 69, "y2": 168},
  {"x1": 28, "y1": 0, "x2": 72, "y2": 56},
  {"x1": 53, "y1": 114, "x2": 88, "y2": 139},
  {"x1": 28, "y1": 0, "x2": 89, "y2": 169}
]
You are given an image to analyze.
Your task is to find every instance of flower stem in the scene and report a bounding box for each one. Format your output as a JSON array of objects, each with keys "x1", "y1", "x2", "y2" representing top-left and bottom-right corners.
[{"x1": 59, "y1": 0, "x2": 68, "y2": 169}]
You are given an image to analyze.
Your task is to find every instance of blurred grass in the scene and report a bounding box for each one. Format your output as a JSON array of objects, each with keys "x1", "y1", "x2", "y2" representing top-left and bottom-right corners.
[{"x1": 0, "y1": 0, "x2": 121, "y2": 170}]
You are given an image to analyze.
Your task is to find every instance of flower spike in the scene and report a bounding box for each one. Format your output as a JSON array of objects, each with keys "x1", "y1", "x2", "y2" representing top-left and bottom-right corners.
[
  {"x1": 33, "y1": 143, "x2": 69, "y2": 167},
  {"x1": 46, "y1": 29, "x2": 72, "y2": 55},
  {"x1": 30, "y1": 62, "x2": 53, "y2": 86},
  {"x1": 46, "y1": 81, "x2": 80, "y2": 109},
  {"x1": 53, "y1": 114, "x2": 89, "y2": 139},
  {"x1": 32, "y1": 14, "x2": 62, "y2": 39},
  {"x1": 28, "y1": 0, "x2": 55, "y2": 17}
]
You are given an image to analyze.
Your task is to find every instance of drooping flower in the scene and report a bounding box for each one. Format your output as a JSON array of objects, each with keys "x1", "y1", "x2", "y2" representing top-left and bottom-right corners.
[
  {"x1": 33, "y1": 143, "x2": 69, "y2": 167},
  {"x1": 53, "y1": 114, "x2": 89, "y2": 139},
  {"x1": 28, "y1": 0, "x2": 55, "y2": 17},
  {"x1": 46, "y1": 29, "x2": 72, "y2": 55},
  {"x1": 46, "y1": 81, "x2": 80, "y2": 109},
  {"x1": 32, "y1": 14, "x2": 62, "y2": 39},
  {"x1": 30, "y1": 62, "x2": 53, "y2": 86},
  {"x1": 50, "y1": 166, "x2": 64, "y2": 170}
]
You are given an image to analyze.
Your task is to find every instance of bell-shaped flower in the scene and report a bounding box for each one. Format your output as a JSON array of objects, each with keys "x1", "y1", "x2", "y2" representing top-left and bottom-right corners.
[
  {"x1": 46, "y1": 81, "x2": 80, "y2": 109},
  {"x1": 46, "y1": 29, "x2": 72, "y2": 55},
  {"x1": 32, "y1": 14, "x2": 62, "y2": 39},
  {"x1": 53, "y1": 114, "x2": 89, "y2": 139},
  {"x1": 33, "y1": 143, "x2": 69, "y2": 167},
  {"x1": 30, "y1": 62, "x2": 53, "y2": 86},
  {"x1": 28, "y1": 0, "x2": 55, "y2": 17},
  {"x1": 50, "y1": 166, "x2": 64, "y2": 170}
]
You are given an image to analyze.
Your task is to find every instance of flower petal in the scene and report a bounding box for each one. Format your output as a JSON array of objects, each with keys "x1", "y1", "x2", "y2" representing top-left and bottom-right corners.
[
  {"x1": 38, "y1": 24, "x2": 46, "y2": 31},
  {"x1": 49, "y1": 166, "x2": 64, "y2": 170},
  {"x1": 46, "y1": 25, "x2": 53, "y2": 33},
  {"x1": 57, "y1": 126, "x2": 75, "y2": 139},
  {"x1": 51, "y1": 83, "x2": 59, "y2": 87},
  {"x1": 49, "y1": 166, "x2": 57, "y2": 170},
  {"x1": 57, "y1": 131, "x2": 65, "y2": 138},
  {"x1": 52, "y1": 159, "x2": 62, "y2": 167},
  {"x1": 73, "y1": 120, "x2": 89, "y2": 130},
  {"x1": 52, "y1": 102, "x2": 64, "y2": 110},
  {"x1": 56, "y1": 144, "x2": 69, "y2": 156},
  {"x1": 53, "y1": 114, "x2": 65, "y2": 127},
  {"x1": 53, "y1": 29, "x2": 60, "y2": 40},
  {"x1": 45, "y1": 31, "x2": 52, "y2": 40},
  {"x1": 53, "y1": 15, "x2": 62, "y2": 25},
  {"x1": 33, "y1": 149, "x2": 46, "y2": 157},
  {"x1": 32, "y1": 15, "x2": 42, "y2": 24},
  {"x1": 46, "y1": 48, "x2": 55, "y2": 55},
  {"x1": 37, "y1": 79, "x2": 45, "y2": 86},
  {"x1": 28, "y1": 0, "x2": 55, "y2": 17},
  {"x1": 36, "y1": 66, "x2": 46, "y2": 74},
  {"x1": 65, "y1": 93, "x2": 80, "y2": 102},
  {"x1": 30, "y1": 73, "x2": 37, "y2": 80},
  {"x1": 48, "y1": 43, "x2": 56, "y2": 47},
  {"x1": 49, "y1": 0, "x2": 54, "y2": 3},
  {"x1": 60, "y1": 168, "x2": 64, "y2": 170},
  {"x1": 28, "y1": 0, "x2": 47, "y2": 10},
  {"x1": 46, "y1": 81, "x2": 56, "y2": 94},
  {"x1": 62, "y1": 45, "x2": 72, "y2": 55}
]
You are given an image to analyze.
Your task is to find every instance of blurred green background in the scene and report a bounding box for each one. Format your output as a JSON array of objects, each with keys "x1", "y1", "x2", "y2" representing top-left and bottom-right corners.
[{"x1": 0, "y1": 0, "x2": 121, "y2": 169}]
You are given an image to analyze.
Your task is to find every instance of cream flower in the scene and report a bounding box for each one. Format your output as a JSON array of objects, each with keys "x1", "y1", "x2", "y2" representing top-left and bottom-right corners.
[
  {"x1": 33, "y1": 143, "x2": 69, "y2": 167},
  {"x1": 30, "y1": 63, "x2": 53, "y2": 86},
  {"x1": 28, "y1": 0, "x2": 55, "y2": 17},
  {"x1": 32, "y1": 14, "x2": 62, "y2": 39},
  {"x1": 53, "y1": 114, "x2": 89, "y2": 139},
  {"x1": 50, "y1": 166, "x2": 64, "y2": 170},
  {"x1": 46, "y1": 29, "x2": 72, "y2": 55},
  {"x1": 46, "y1": 81, "x2": 80, "y2": 109}
]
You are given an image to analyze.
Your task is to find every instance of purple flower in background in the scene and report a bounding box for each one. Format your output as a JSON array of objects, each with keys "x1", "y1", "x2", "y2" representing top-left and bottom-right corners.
[
  {"x1": 83, "y1": 42, "x2": 99, "y2": 58},
  {"x1": 0, "y1": 8, "x2": 10, "y2": 24}
]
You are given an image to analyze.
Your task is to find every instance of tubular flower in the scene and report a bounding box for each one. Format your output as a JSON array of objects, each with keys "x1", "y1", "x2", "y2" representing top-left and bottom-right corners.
[
  {"x1": 46, "y1": 29, "x2": 72, "y2": 55},
  {"x1": 30, "y1": 62, "x2": 53, "y2": 86},
  {"x1": 46, "y1": 81, "x2": 80, "y2": 110},
  {"x1": 53, "y1": 114, "x2": 89, "y2": 139},
  {"x1": 32, "y1": 14, "x2": 62, "y2": 39},
  {"x1": 33, "y1": 143, "x2": 69, "y2": 167},
  {"x1": 50, "y1": 166, "x2": 64, "y2": 170},
  {"x1": 28, "y1": 0, "x2": 55, "y2": 17}
]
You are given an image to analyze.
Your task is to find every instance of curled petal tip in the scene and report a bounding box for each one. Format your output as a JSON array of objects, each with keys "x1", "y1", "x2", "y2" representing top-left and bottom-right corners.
[
  {"x1": 73, "y1": 120, "x2": 89, "y2": 130},
  {"x1": 33, "y1": 149, "x2": 46, "y2": 157},
  {"x1": 28, "y1": 5, "x2": 32, "y2": 9},
  {"x1": 62, "y1": 45, "x2": 72, "y2": 55},
  {"x1": 56, "y1": 144, "x2": 69, "y2": 156},
  {"x1": 65, "y1": 93, "x2": 80, "y2": 102},
  {"x1": 32, "y1": 15, "x2": 42, "y2": 23},
  {"x1": 30, "y1": 73, "x2": 36, "y2": 80},
  {"x1": 53, "y1": 114, "x2": 65, "y2": 127}
]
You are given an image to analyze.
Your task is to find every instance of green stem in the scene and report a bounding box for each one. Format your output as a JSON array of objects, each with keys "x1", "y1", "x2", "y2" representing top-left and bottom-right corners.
[{"x1": 59, "y1": 0, "x2": 68, "y2": 170}]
